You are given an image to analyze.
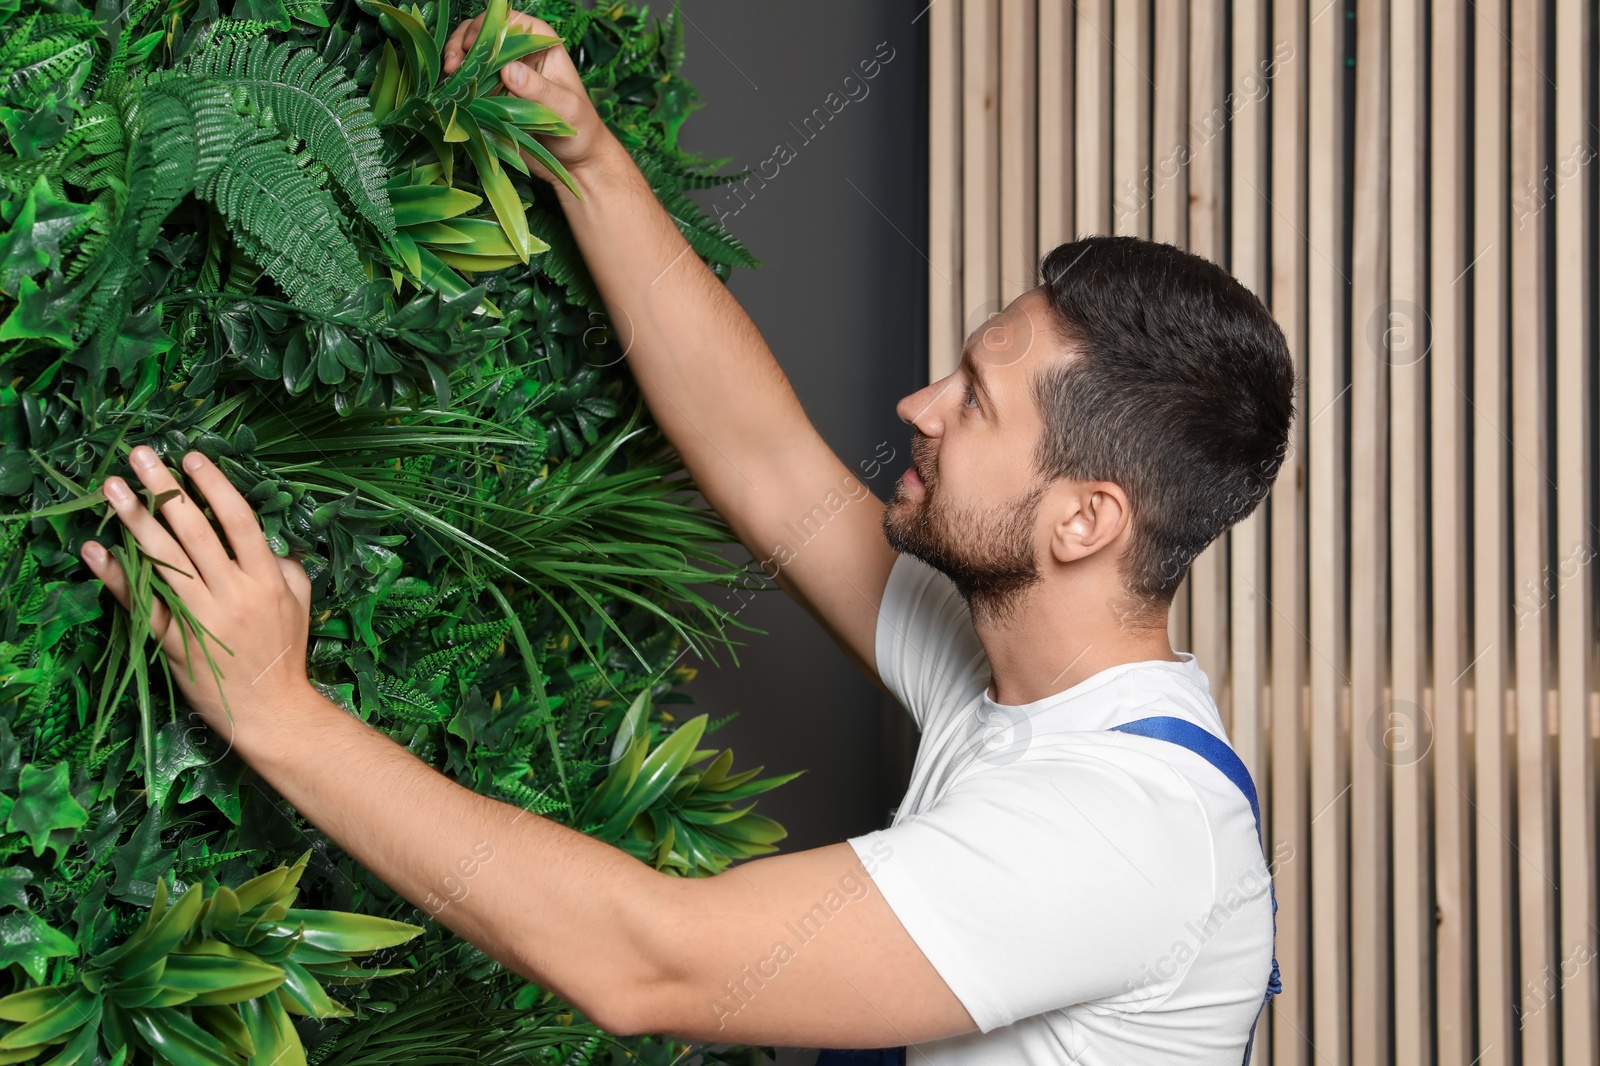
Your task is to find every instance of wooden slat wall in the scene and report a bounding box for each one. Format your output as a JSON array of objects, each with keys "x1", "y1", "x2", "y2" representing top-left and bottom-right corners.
[{"x1": 926, "y1": 3, "x2": 1600, "y2": 1063}]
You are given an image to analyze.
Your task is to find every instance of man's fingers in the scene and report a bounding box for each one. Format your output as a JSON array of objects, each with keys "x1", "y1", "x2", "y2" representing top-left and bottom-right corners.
[
  {"x1": 179, "y1": 451, "x2": 280, "y2": 580},
  {"x1": 277, "y1": 556, "x2": 313, "y2": 613},
  {"x1": 499, "y1": 59, "x2": 579, "y2": 116},
  {"x1": 124, "y1": 445, "x2": 236, "y2": 590},
  {"x1": 99, "y1": 473, "x2": 210, "y2": 603},
  {"x1": 443, "y1": 13, "x2": 484, "y2": 71},
  {"x1": 81, "y1": 539, "x2": 174, "y2": 641}
]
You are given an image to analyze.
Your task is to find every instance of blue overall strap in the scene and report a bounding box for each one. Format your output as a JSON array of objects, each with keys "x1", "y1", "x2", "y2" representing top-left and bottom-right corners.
[
  {"x1": 814, "y1": 1049, "x2": 905, "y2": 1065},
  {"x1": 1110, "y1": 716, "x2": 1282, "y2": 1065},
  {"x1": 815, "y1": 716, "x2": 1280, "y2": 1066}
]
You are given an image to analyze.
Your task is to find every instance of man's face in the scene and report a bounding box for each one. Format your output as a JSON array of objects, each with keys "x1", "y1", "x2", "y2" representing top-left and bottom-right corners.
[{"x1": 883, "y1": 288, "x2": 1067, "y2": 619}]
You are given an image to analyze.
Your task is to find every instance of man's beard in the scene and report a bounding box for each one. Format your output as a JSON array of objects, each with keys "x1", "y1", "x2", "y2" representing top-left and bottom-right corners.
[{"x1": 882, "y1": 435, "x2": 1048, "y2": 626}]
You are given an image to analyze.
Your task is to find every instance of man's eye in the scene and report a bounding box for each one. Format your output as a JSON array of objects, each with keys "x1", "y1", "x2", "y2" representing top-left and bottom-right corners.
[{"x1": 963, "y1": 384, "x2": 979, "y2": 409}]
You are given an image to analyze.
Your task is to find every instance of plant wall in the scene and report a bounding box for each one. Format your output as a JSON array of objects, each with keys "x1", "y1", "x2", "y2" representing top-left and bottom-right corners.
[{"x1": 0, "y1": 0, "x2": 793, "y2": 1061}]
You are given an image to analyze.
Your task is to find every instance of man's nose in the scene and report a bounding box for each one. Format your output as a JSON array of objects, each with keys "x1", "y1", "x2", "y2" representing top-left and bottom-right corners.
[{"x1": 896, "y1": 376, "x2": 953, "y2": 430}]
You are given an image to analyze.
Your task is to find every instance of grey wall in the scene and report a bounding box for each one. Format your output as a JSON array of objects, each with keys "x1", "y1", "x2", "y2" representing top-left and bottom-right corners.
[
  {"x1": 666, "y1": 19, "x2": 929, "y2": 1052},
  {"x1": 671, "y1": 0, "x2": 927, "y2": 865}
]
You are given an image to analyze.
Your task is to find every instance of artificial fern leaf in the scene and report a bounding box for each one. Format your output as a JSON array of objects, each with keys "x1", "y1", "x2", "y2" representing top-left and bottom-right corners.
[
  {"x1": 526, "y1": 202, "x2": 598, "y2": 308},
  {"x1": 4, "y1": 39, "x2": 93, "y2": 108},
  {"x1": 634, "y1": 154, "x2": 758, "y2": 270},
  {"x1": 197, "y1": 113, "x2": 367, "y2": 311},
  {"x1": 185, "y1": 38, "x2": 396, "y2": 236},
  {"x1": 375, "y1": 672, "x2": 451, "y2": 723},
  {"x1": 68, "y1": 81, "x2": 220, "y2": 355}
]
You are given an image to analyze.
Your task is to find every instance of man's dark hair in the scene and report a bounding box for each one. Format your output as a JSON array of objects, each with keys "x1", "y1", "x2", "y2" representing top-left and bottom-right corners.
[{"x1": 1030, "y1": 236, "x2": 1296, "y2": 622}]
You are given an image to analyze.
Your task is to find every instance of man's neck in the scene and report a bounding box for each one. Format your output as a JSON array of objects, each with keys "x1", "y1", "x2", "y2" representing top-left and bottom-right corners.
[{"x1": 971, "y1": 582, "x2": 1179, "y2": 707}]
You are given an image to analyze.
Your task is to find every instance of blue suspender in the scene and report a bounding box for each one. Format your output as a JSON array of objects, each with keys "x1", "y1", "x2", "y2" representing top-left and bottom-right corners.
[
  {"x1": 815, "y1": 717, "x2": 1280, "y2": 1066},
  {"x1": 1108, "y1": 716, "x2": 1283, "y2": 1065}
]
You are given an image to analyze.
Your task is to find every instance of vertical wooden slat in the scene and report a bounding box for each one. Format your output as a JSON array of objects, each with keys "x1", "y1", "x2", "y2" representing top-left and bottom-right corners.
[
  {"x1": 1186, "y1": 0, "x2": 1231, "y2": 717},
  {"x1": 1076, "y1": 0, "x2": 1114, "y2": 234},
  {"x1": 1036, "y1": 0, "x2": 1075, "y2": 251},
  {"x1": 961, "y1": 0, "x2": 1000, "y2": 343},
  {"x1": 1387, "y1": 2, "x2": 1430, "y2": 1063},
  {"x1": 1348, "y1": 2, "x2": 1391, "y2": 1061},
  {"x1": 1268, "y1": 2, "x2": 1311, "y2": 1062},
  {"x1": 1227, "y1": 0, "x2": 1268, "y2": 782},
  {"x1": 1228, "y1": 2, "x2": 1273, "y2": 1052},
  {"x1": 1429, "y1": 1, "x2": 1475, "y2": 1062},
  {"x1": 1509, "y1": 0, "x2": 1556, "y2": 1060},
  {"x1": 997, "y1": 0, "x2": 1036, "y2": 304},
  {"x1": 1152, "y1": 0, "x2": 1191, "y2": 248},
  {"x1": 1554, "y1": 1, "x2": 1598, "y2": 1062},
  {"x1": 927, "y1": 0, "x2": 964, "y2": 381},
  {"x1": 925, "y1": 6, "x2": 1600, "y2": 1062},
  {"x1": 1307, "y1": 0, "x2": 1350, "y2": 1058},
  {"x1": 1111, "y1": 0, "x2": 1151, "y2": 238},
  {"x1": 1153, "y1": 0, "x2": 1193, "y2": 664},
  {"x1": 1472, "y1": 2, "x2": 1516, "y2": 1059}
]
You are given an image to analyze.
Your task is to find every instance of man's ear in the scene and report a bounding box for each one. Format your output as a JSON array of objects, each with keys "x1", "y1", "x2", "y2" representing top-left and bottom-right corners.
[{"x1": 1047, "y1": 481, "x2": 1131, "y2": 564}]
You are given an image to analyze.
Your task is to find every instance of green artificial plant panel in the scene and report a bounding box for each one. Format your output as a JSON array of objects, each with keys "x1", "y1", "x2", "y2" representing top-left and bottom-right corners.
[{"x1": 0, "y1": 0, "x2": 788, "y2": 1062}]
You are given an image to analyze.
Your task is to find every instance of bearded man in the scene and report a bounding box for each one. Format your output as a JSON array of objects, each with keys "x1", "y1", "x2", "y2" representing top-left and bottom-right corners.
[{"x1": 80, "y1": 9, "x2": 1294, "y2": 1064}]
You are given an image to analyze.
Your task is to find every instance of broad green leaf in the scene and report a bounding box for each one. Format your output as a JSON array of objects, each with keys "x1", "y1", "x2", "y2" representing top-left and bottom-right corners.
[
  {"x1": 0, "y1": 986, "x2": 74, "y2": 1024},
  {"x1": 240, "y1": 993, "x2": 304, "y2": 1066},
  {"x1": 0, "y1": 913, "x2": 77, "y2": 984},
  {"x1": 35, "y1": 1013, "x2": 97, "y2": 1066},
  {"x1": 467, "y1": 95, "x2": 572, "y2": 135},
  {"x1": 430, "y1": 250, "x2": 527, "y2": 273},
  {"x1": 0, "y1": 868, "x2": 31, "y2": 912},
  {"x1": 436, "y1": 0, "x2": 511, "y2": 98},
  {"x1": 595, "y1": 714, "x2": 708, "y2": 839},
  {"x1": 0, "y1": 987, "x2": 97, "y2": 1050},
  {"x1": 369, "y1": 40, "x2": 403, "y2": 121},
  {"x1": 674, "y1": 803, "x2": 758, "y2": 826},
  {"x1": 0, "y1": 177, "x2": 92, "y2": 295},
  {"x1": 456, "y1": 111, "x2": 531, "y2": 262},
  {"x1": 711, "y1": 811, "x2": 788, "y2": 846},
  {"x1": 175, "y1": 758, "x2": 245, "y2": 825},
  {"x1": 101, "y1": 884, "x2": 203, "y2": 978},
  {"x1": 6, "y1": 763, "x2": 88, "y2": 858},
  {"x1": 191, "y1": 1005, "x2": 254, "y2": 1059},
  {"x1": 129, "y1": 1004, "x2": 238, "y2": 1066},
  {"x1": 272, "y1": 959, "x2": 349, "y2": 1018},
  {"x1": 500, "y1": 122, "x2": 584, "y2": 202},
  {"x1": 360, "y1": 0, "x2": 439, "y2": 90},
  {"x1": 17, "y1": 581, "x2": 101, "y2": 650},
  {"x1": 390, "y1": 184, "x2": 483, "y2": 226},
  {"x1": 493, "y1": 26, "x2": 564, "y2": 68},
  {"x1": 402, "y1": 220, "x2": 475, "y2": 246},
  {"x1": 148, "y1": 722, "x2": 212, "y2": 812},
  {"x1": 231, "y1": 854, "x2": 308, "y2": 914},
  {"x1": 160, "y1": 954, "x2": 285, "y2": 1005},
  {"x1": 270, "y1": 909, "x2": 421, "y2": 955},
  {"x1": 576, "y1": 732, "x2": 648, "y2": 827}
]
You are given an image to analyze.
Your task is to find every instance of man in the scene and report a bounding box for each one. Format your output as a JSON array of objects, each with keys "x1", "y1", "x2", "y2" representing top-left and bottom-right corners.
[{"x1": 79, "y1": 9, "x2": 1295, "y2": 1063}]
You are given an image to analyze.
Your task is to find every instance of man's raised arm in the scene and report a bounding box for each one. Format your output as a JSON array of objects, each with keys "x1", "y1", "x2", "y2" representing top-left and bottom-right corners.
[{"x1": 443, "y1": 12, "x2": 899, "y2": 679}]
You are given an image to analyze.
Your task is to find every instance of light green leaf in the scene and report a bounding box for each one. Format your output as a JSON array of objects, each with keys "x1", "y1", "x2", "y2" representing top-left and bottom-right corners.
[{"x1": 6, "y1": 764, "x2": 88, "y2": 858}]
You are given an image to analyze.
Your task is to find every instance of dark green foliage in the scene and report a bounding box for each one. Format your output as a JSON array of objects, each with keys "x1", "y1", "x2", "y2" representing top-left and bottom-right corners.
[{"x1": 0, "y1": 0, "x2": 785, "y2": 1061}]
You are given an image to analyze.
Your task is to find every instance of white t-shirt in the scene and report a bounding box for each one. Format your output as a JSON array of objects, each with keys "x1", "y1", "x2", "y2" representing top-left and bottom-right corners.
[{"x1": 846, "y1": 552, "x2": 1276, "y2": 1064}]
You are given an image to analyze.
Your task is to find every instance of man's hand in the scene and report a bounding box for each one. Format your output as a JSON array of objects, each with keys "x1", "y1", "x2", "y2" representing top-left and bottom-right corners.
[
  {"x1": 79, "y1": 445, "x2": 315, "y2": 739},
  {"x1": 443, "y1": 9, "x2": 617, "y2": 185}
]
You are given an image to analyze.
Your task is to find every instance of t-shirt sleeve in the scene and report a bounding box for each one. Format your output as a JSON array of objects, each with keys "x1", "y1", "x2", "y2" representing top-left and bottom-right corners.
[
  {"x1": 847, "y1": 742, "x2": 1220, "y2": 1032},
  {"x1": 873, "y1": 552, "x2": 989, "y2": 731}
]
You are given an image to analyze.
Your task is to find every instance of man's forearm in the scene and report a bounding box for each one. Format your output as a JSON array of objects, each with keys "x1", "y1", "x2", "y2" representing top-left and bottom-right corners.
[
  {"x1": 233, "y1": 683, "x2": 677, "y2": 1034},
  {"x1": 550, "y1": 136, "x2": 823, "y2": 526}
]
